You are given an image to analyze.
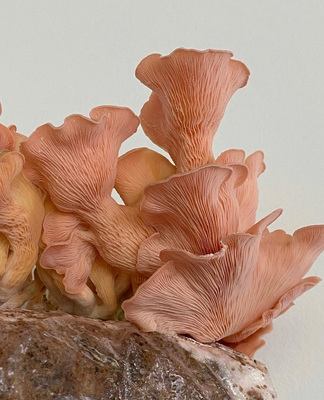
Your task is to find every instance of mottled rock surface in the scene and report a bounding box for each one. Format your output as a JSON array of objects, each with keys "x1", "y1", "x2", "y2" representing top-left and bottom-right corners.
[{"x1": 0, "y1": 310, "x2": 277, "y2": 399}]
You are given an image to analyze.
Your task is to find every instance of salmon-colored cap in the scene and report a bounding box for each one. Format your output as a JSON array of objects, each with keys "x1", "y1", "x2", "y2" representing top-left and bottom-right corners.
[
  {"x1": 123, "y1": 211, "x2": 324, "y2": 348},
  {"x1": 136, "y1": 48, "x2": 250, "y2": 172},
  {"x1": 137, "y1": 163, "x2": 248, "y2": 275}
]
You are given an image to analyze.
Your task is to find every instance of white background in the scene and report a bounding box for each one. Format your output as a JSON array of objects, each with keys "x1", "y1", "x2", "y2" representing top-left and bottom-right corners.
[{"x1": 0, "y1": 1, "x2": 323, "y2": 398}]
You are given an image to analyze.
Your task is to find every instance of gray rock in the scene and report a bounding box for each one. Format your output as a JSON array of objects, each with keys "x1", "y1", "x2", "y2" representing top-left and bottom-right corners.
[{"x1": 0, "y1": 309, "x2": 277, "y2": 399}]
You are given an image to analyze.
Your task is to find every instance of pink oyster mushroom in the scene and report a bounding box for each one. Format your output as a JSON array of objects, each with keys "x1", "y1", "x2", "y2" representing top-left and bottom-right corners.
[
  {"x1": 137, "y1": 163, "x2": 248, "y2": 276},
  {"x1": 0, "y1": 150, "x2": 44, "y2": 303},
  {"x1": 20, "y1": 106, "x2": 153, "y2": 295},
  {"x1": 136, "y1": 48, "x2": 250, "y2": 172},
  {"x1": 135, "y1": 49, "x2": 265, "y2": 270},
  {"x1": 0, "y1": 104, "x2": 44, "y2": 306},
  {"x1": 131, "y1": 159, "x2": 323, "y2": 354},
  {"x1": 39, "y1": 200, "x2": 133, "y2": 316},
  {"x1": 127, "y1": 49, "x2": 324, "y2": 355},
  {"x1": 123, "y1": 210, "x2": 324, "y2": 354},
  {"x1": 34, "y1": 200, "x2": 131, "y2": 317},
  {"x1": 117, "y1": 148, "x2": 264, "y2": 277}
]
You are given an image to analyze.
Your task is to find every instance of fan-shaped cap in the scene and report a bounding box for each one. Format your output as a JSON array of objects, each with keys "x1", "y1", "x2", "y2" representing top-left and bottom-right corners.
[
  {"x1": 124, "y1": 211, "x2": 281, "y2": 342},
  {"x1": 137, "y1": 48, "x2": 250, "y2": 172},
  {"x1": 21, "y1": 107, "x2": 152, "y2": 276},
  {"x1": 137, "y1": 163, "x2": 248, "y2": 275},
  {"x1": 21, "y1": 107, "x2": 139, "y2": 213}
]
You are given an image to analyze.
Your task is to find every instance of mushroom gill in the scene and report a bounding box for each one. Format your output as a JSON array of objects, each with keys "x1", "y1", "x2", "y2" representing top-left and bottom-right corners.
[{"x1": 136, "y1": 49, "x2": 250, "y2": 172}]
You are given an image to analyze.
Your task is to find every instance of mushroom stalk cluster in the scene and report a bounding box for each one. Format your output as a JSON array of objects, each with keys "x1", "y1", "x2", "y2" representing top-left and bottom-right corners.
[{"x1": 0, "y1": 48, "x2": 323, "y2": 357}]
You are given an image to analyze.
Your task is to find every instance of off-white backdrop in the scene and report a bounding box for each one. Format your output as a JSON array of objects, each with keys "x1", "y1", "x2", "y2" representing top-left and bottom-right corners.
[{"x1": 0, "y1": 1, "x2": 323, "y2": 399}]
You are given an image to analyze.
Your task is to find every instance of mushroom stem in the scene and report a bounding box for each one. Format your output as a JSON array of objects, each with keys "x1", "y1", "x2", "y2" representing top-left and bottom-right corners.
[
  {"x1": 114, "y1": 271, "x2": 131, "y2": 298},
  {"x1": 82, "y1": 197, "x2": 153, "y2": 273}
]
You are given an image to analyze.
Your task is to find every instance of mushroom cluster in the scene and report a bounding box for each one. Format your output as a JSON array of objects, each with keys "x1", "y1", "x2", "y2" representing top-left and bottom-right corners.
[{"x1": 0, "y1": 49, "x2": 323, "y2": 357}]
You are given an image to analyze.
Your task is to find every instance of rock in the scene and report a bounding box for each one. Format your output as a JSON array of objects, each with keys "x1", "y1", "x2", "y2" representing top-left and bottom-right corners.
[{"x1": 0, "y1": 309, "x2": 277, "y2": 400}]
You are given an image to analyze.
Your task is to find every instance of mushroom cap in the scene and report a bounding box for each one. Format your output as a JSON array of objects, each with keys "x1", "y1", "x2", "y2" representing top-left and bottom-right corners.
[
  {"x1": 137, "y1": 163, "x2": 248, "y2": 275},
  {"x1": 124, "y1": 211, "x2": 324, "y2": 345},
  {"x1": 137, "y1": 48, "x2": 250, "y2": 172},
  {"x1": 21, "y1": 107, "x2": 139, "y2": 213}
]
